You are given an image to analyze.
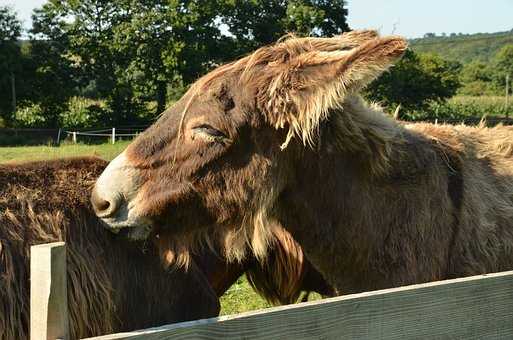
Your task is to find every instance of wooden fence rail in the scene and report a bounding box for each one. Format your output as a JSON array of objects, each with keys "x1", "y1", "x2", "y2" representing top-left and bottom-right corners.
[{"x1": 30, "y1": 242, "x2": 513, "y2": 340}]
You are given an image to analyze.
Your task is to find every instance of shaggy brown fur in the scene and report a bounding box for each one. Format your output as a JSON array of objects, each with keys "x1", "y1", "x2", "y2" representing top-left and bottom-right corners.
[
  {"x1": 192, "y1": 224, "x2": 334, "y2": 305},
  {"x1": 92, "y1": 30, "x2": 513, "y2": 296},
  {"x1": 244, "y1": 226, "x2": 334, "y2": 304},
  {"x1": 0, "y1": 157, "x2": 220, "y2": 340}
]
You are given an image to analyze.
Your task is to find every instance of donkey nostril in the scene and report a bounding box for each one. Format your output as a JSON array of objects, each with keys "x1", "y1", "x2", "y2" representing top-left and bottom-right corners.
[
  {"x1": 96, "y1": 198, "x2": 110, "y2": 212},
  {"x1": 91, "y1": 188, "x2": 118, "y2": 217}
]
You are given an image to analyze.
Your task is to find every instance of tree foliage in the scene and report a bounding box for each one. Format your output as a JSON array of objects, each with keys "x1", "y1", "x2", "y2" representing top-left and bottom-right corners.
[
  {"x1": 12, "y1": 0, "x2": 349, "y2": 127},
  {"x1": 458, "y1": 61, "x2": 495, "y2": 96},
  {"x1": 492, "y1": 44, "x2": 513, "y2": 91},
  {"x1": 4, "y1": 1, "x2": 493, "y2": 128},
  {"x1": 0, "y1": 6, "x2": 22, "y2": 121},
  {"x1": 366, "y1": 50, "x2": 462, "y2": 113},
  {"x1": 220, "y1": 0, "x2": 348, "y2": 55},
  {"x1": 456, "y1": 44, "x2": 513, "y2": 96},
  {"x1": 0, "y1": 6, "x2": 21, "y2": 41},
  {"x1": 26, "y1": 3, "x2": 77, "y2": 126},
  {"x1": 411, "y1": 30, "x2": 513, "y2": 64}
]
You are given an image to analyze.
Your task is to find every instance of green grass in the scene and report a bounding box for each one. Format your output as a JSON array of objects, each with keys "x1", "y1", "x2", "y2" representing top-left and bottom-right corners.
[
  {"x1": 0, "y1": 141, "x2": 131, "y2": 163},
  {"x1": 220, "y1": 276, "x2": 322, "y2": 315},
  {"x1": 220, "y1": 276, "x2": 273, "y2": 315}
]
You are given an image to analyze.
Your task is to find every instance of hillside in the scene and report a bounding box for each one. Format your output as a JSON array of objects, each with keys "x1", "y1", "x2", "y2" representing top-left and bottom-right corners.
[{"x1": 410, "y1": 30, "x2": 513, "y2": 63}]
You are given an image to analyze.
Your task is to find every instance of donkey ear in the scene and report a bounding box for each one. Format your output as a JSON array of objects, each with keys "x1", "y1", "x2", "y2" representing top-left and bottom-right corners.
[
  {"x1": 291, "y1": 29, "x2": 380, "y2": 53},
  {"x1": 261, "y1": 36, "x2": 407, "y2": 148}
]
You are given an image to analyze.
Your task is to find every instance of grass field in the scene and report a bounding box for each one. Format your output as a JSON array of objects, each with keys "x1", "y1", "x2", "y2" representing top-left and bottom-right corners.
[
  {"x1": 0, "y1": 141, "x2": 282, "y2": 315},
  {"x1": 0, "y1": 142, "x2": 131, "y2": 163}
]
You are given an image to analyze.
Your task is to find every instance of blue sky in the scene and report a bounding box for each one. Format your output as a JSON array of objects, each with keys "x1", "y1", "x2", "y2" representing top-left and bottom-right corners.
[
  {"x1": 1, "y1": 0, "x2": 512, "y2": 38},
  {"x1": 348, "y1": 0, "x2": 513, "y2": 38}
]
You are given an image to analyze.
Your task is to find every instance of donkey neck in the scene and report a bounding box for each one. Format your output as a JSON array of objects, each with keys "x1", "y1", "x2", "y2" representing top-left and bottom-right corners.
[
  {"x1": 276, "y1": 98, "x2": 444, "y2": 293},
  {"x1": 277, "y1": 144, "x2": 386, "y2": 293}
]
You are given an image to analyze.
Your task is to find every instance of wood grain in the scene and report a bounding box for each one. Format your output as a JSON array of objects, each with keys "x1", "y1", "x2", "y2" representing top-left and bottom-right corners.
[
  {"x1": 31, "y1": 242, "x2": 69, "y2": 340},
  {"x1": 85, "y1": 271, "x2": 513, "y2": 340}
]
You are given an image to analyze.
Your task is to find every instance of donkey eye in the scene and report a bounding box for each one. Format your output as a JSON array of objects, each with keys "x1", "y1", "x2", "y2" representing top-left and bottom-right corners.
[{"x1": 193, "y1": 124, "x2": 227, "y2": 140}]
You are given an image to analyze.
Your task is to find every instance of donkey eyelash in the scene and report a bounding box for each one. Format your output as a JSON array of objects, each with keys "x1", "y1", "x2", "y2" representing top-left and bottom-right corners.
[{"x1": 193, "y1": 124, "x2": 228, "y2": 141}]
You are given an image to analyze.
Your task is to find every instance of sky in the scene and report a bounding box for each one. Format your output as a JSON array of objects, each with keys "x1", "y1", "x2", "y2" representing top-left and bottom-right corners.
[
  {"x1": 1, "y1": 0, "x2": 512, "y2": 39},
  {"x1": 347, "y1": 0, "x2": 513, "y2": 38}
]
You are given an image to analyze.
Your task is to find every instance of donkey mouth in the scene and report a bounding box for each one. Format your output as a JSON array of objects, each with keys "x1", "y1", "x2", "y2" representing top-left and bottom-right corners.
[
  {"x1": 99, "y1": 214, "x2": 153, "y2": 240},
  {"x1": 116, "y1": 224, "x2": 153, "y2": 240}
]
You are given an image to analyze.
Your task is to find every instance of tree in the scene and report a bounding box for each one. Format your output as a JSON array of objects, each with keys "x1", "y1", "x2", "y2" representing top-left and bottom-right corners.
[
  {"x1": 25, "y1": 3, "x2": 77, "y2": 126},
  {"x1": 0, "y1": 6, "x2": 21, "y2": 41},
  {"x1": 458, "y1": 61, "x2": 494, "y2": 96},
  {"x1": 111, "y1": 0, "x2": 226, "y2": 113},
  {"x1": 23, "y1": 0, "x2": 350, "y2": 127},
  {"x1": 31, "y1": 0, "x2": 145, "y2": 125},
  {"x1": 31, "y1": 0, "x2": 229, "y2": 121},
  {"x1": 366, "y1": 50, "x2": 462, "y2": 114},
  {"x1": 492, "y1": 44, "x2": 513, "y2": 92},
  {"x1": 0, "y1": 6, "x2": 22, "y2": 121},
  {"x1": 220, "y1": 0, "x2": 349, "y2": 56}
]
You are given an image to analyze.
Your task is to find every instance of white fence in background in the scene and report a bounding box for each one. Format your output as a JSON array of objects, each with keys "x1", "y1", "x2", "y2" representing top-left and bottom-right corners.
[
  {"x1": 64, "y1": 127, "x2": 143, "y2": 144},
  {"x1": 0, "y1": 126, "x2": 149, "y2": 145},
  {"x1": 60, "y1": 126, "x2": 148, "y2": 144}
]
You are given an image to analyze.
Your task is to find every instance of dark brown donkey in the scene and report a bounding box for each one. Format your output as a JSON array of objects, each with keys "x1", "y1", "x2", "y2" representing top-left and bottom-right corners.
[
  {"x1": 0, "y1": 157, "x2": 219, "y2": 340},
  {"x1": 92, "y1": 30, "x2": 513, "y2": 295}
]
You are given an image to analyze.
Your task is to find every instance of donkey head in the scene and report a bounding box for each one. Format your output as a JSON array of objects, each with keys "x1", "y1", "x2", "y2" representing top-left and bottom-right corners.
[{"x1": 91, "y1": 30, "x2": 407, "y2": 266}]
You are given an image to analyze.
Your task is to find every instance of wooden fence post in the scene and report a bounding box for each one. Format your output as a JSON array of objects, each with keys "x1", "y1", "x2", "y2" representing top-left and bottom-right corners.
[
  {"x1": 506, "y1": 74, "x2": 510, "y2": 118},
  {"x1": 111, "y1": 128, "x2": 116, "y2": 144},
  {"x1": 72, "y1": 132, "x2": 77, "y2": 144},
  {"x1": 30, "y1": 242, "x2": 69, "y2": 340},
  {"x1": 56, "y1": 128, "x2": 62, "y2": 146}
]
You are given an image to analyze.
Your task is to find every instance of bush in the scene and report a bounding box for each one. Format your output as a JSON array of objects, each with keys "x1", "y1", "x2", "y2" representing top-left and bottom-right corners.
[
  {"x1": 404, "y1": 96, "x2": 511, "y2": 121},
  {"x1": 458, "y1": 61, "x2": 496, "y2": 96},
  {"x1": 13, "y1": 103, "x2": 47, "y2": 127},
  {"x1": 458, "y1": 81, "x2": 496, "y2": 96},
  {"x1": 59, "y1": 97, "x2": 107, "y2": 128}
]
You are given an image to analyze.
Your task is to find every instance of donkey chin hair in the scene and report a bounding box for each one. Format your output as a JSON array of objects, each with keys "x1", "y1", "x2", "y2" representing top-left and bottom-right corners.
[
  {"x1": 224, "y1": 190, "x2": 277, "y2": 264},
  {"x1": 157, "y1": 190, "x2": 278, "y2": 270}
]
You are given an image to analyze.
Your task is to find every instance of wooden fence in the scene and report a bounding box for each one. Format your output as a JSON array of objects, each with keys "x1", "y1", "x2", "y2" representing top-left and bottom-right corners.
[{"x1": 31, "y1": 242, "x2": 513, "y2": 340}]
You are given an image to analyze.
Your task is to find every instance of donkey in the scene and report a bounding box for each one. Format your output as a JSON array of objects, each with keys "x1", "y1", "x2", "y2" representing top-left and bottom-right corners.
[
  {"x1": 0, "y1": 157, "x2": 219, "y2": 339},
  {"x1": 91, "y1": 29, "x2": 513, "y2": 295}
]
